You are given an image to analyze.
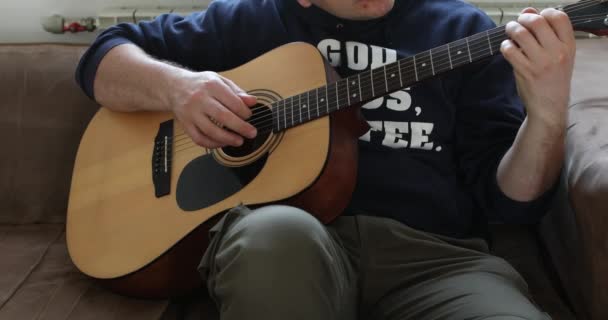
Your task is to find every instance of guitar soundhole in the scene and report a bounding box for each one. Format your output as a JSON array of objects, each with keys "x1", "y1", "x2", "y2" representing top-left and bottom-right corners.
[{"x1": 222, "y1": 104, "x2": 273, "y2": 158}]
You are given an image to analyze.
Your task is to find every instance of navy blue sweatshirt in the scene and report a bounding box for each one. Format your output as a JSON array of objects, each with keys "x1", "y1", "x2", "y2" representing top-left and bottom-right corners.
[{"x1": 76, "y1": 0, "x2": 551, "y2": 238}]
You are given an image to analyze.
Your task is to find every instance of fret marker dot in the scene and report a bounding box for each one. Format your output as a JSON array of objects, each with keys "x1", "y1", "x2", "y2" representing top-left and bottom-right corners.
[
  {"x1": 391, "y1": 73, "x2": 395, "y2": 78},
  {"x1": 457, "y1": 51, "x2": 462, "y2": 55},
  {"x1": 352, "y1": 81, "x2": 356, "y2": 85},
  {"x1": 352, "y1": 94, "x2": 357, "y2": 98},
  {"x1": 302, "y1": 105, "x2": 307, "y2": 108},
  {"x1": 422, "y1": 63, "x2": 426, "y2": 67},
  {"x1": 436, "y1": 146, "x2": 443, "y2": 152},
  {"x1": 321, "y1": 99, "x2": 325, "y2": 102}
]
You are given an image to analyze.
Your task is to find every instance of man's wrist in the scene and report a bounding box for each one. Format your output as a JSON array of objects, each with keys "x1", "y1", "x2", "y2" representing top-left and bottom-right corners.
[
  {"x1": 525, "y1": 112, "x2": 567, "y2": 141},
  {"x1": 158, "y1": 62, "x2": 195, "y2": 113}
]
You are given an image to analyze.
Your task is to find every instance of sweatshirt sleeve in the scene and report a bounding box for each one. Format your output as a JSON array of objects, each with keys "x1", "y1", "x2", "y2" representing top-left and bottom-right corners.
[
  {"x1": 75, "y1": 3, "x2": 226, "y2": 101},
  {"x1": 453, "y1": 12, "x2": 555, "y2": 224}
]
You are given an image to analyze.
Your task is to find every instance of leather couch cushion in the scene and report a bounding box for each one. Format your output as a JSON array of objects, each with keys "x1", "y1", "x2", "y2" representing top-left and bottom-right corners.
[
  {"x1": 0, "y1": 45, "x2": 98, "y2": 224},
  {"x1": 0, "y1": 225, "x2": 169, "y2": 319}
]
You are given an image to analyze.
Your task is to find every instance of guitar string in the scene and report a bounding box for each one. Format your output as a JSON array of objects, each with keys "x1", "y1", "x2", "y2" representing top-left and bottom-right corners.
[
  {"x1": 173, "y1": 15, "x2": 606, "y2": 152},
  {"x1": 241, "y1": 12, "x2": 608, "y2": 131},
  {"x1": 173, "y1": 11, "x2": 606, "y2": 143},
  {"x1": 173, "y1": 8, "x2": 606, "y2": 142},
  {"x1": 173, "y1": 14, "x2": 607, "y2": 154},
  {"x1": 175, "y1": 13, "x2": 605, "y2": 143},
  {"x1": 175, "y1": 0, "x2": 606, "y2": 133},
  {"x1": 173, "y1": 13, "x2": 607, "y2": 153}
]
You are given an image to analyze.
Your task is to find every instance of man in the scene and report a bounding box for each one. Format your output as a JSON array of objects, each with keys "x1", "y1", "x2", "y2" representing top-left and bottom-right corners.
[{"x1": 75, "y1": 0, "x2": 575, "y2": 319}]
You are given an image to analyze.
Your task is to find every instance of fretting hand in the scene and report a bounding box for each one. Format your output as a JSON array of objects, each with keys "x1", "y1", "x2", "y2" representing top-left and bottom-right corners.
[{"x1": 501, "y1": 7, "x2": 576, "y2": 130}]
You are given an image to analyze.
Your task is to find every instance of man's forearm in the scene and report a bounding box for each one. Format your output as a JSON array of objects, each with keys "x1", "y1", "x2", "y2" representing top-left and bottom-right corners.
[
  {"x1": 93, "y1": 43, "x2": 189, "y2": 112},
  {"x1": 497, "y1": 116, "x2": 566, "y2": 201}
]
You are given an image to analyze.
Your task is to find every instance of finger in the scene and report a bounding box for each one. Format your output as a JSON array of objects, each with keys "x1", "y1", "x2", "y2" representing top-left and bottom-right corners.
[
  {"x1": 238, "y1": 93, "x2": 258, "y2": 107},
  {"x1": 205, "y1": 98, "x2": 257, "y2": 139},
  {"x1": 517, "y1": 13, "x2": 560, "y2": 50},
  {"x1": 540, "y1": 8, "x2": 574, "y2": 45},
  {"x1": 521, "y1": 7, "x2": 538, "y2": 15},
  {"x1": 221, "y1": 76, "x2": 258, "y2": 107},
  {"x1": 212, "y1": 79, "x2": 253, "y2": 120},
  {"x1": 505, "y1": 21, "x2": 544, "y2": 62},
  {"x1": 196, "y1": 109, "x2": 245, "y2": 147},
  {"x1": 500, "y1": 39, "x2": 533, "y2": 77},
  {"x1": 184, "y1": 123, "x2": 223, "y2": 149}
]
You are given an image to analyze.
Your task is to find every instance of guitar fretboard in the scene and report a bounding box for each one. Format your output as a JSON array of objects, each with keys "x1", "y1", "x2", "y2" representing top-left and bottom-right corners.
[{"x1": 271, "y1": 27, "x2": 508, "y2": 132}]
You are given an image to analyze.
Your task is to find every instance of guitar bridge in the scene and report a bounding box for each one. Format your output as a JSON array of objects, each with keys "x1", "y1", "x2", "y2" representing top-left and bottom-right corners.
[{"x1": 152, "y1": 120, "x2": 173, "y2": 198}]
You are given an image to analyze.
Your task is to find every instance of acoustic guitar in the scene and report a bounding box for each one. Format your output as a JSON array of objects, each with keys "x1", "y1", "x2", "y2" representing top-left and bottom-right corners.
[{"x1": 67, "y1": 0, "x2": 608, "y2": 299}]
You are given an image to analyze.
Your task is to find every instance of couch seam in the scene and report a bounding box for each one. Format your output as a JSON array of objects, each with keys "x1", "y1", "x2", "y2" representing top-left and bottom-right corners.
[
  {"x1": 59, "y1": 281, "x2": 91, "y2": 320},
  {"x1": 0, "y1": 226, "x2": 64, "y2": 311}
]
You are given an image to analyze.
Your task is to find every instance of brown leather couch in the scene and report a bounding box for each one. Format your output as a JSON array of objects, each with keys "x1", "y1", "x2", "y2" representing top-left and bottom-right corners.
[{"x1": 0, "y1": 39, "x2": 606, "y2": 320}]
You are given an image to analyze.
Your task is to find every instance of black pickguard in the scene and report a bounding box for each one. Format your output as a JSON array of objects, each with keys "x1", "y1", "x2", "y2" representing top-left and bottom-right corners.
[{"x1": 176, "y1": 153, "x2": 267, "y2": 211}]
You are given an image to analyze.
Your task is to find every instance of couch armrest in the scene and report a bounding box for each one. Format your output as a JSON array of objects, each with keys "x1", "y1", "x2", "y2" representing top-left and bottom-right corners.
[{"x1": 540, "y1": 38, "x2": 608, "y2": 320}]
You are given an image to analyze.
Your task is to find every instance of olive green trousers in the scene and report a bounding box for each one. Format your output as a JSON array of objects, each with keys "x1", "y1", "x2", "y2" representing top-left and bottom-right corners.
[{"x1": 199, "y1": 205, "x2": 550, "y2": 320}]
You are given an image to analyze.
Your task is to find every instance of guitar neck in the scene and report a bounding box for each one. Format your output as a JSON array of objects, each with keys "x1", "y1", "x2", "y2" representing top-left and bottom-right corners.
[
  {"x1": 271, "y1": 0, "x2": 608, "y2": 132},
  {"x1": 271, "y1": 25, "x2": 508, "y2": 132}
]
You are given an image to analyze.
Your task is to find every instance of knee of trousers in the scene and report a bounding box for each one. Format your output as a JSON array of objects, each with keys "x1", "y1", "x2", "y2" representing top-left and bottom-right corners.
[{"x1": 214, "y1": 205, "x2": 337, "y2": 279}]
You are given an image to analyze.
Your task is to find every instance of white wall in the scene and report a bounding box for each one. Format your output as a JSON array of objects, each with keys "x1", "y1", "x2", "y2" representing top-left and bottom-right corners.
[
  {"x1": 0, "y1": 0, "x2": 574, "y2": 44},
  {"x1": 0, "y1": 0, "x2": 204, "y2": 44}
]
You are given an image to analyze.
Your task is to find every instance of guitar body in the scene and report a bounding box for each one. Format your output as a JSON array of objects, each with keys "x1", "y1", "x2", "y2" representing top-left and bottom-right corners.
[{"x1": 66, "y1": 43, "x2": 368, "y2": 298}]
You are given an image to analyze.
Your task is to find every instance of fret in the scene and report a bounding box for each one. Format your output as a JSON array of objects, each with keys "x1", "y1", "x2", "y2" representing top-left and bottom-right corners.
[
  {"x1": 281, "y1": 100, "x2": 286, "y2": 130},
  {"x1": 465, "y1": 37, "x2": 472, "y2": 62},
  {"x1": 429, "y1": 48, "x2": 435, "y2": 76},
  {"x1": 338, "y1": 79, "x2": 350, "y2": 109},
  {"x1": 397, "y1": 60, "x2": 403, "y2": 87},
  {"x1": 486, "y1": 30, "x2": 493, "y2": 55},
  {"x1": 279, "y1": 100, "x2": 287, "y2": 129},
  {"x1": 413, "y1": 55, "x2": 419, "y2": 81},
  {"x1": 323, "y1": 85, "x2": 329, "y2": 115},
  {"x1": 385, "y1": 62, "x2": 401, "y2": 93},
  {"x1": 399, "y1": 56, "x2": 416, "y2": 87},
  {"x1": 489, "y1": 28, "x2": 507, "y2": 54},
  {"x1": 289, "y1": 96, "x2": 295, "y2": 127},
  {"x1": 372, "y1": 68, "x2": 385, "y2": 97},
  {"x1": 369, "y1": 69, "x2": 375, "y2": 97},
  {"x1": 431, "y1": 45, "x2": 451, "y2": 75},
  {"x1": 359, "y1": 70, "x2": 373, "y2": 101},
  {"x1": 335, "y1": 81, "x2": 340, "y2": 110},
  {"x1": 306, "y1": 90, "x2": 311, "y2": 121},
  {"x1": 447, "y1": 43, "x2": 453, "y2": 70},
  {"x1": 296, "y1": 94, "x2": 302, "y2": 125},
  {"x1": 273, "y1": 103, "x2": 279, "y2": 131},
  {"x1": 415, "y1": 51, "x2": 433, "y2": 80},
  {"x1": 273, "y1": 101, "x2": 279, "y2": 131},
  {"x1": 315, "y1": 88, "x2": 320, "y2": 118},
  {"x1": 383, "y1": 65, "x2": 389, "y2": 92},
  {"x1": 449, "y1": 39, "x2": 469, "y2": 68},
  {"x1": 469, "y1": 33, "x2": 492, "y2": 61},
  {"x1": 346, "y1": 78, "x2": 351, "y2": 106}
]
